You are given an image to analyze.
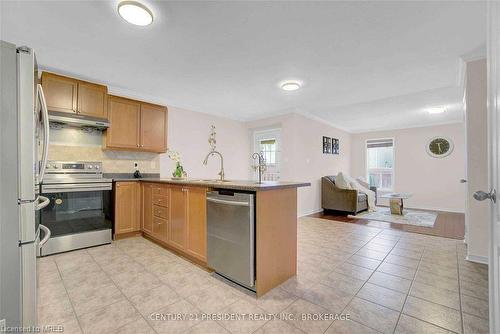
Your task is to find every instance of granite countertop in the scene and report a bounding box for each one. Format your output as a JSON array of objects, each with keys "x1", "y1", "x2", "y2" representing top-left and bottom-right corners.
[{"x1": 104, "y1": 174, "x2": 310, "y2": 191}]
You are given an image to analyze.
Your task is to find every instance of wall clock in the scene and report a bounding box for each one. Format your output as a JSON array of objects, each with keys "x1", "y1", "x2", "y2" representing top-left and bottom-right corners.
[{"x1": 426, "y1": 136, "x2": 454, "y2": 158}]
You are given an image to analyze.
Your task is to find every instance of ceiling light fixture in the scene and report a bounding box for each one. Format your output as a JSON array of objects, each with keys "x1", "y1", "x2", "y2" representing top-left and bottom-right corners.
[
  {"x1": 118, "y1": 1, "x2": 153, "y2": 26},
  {"x1": 280, "y1": 80, "x2": 301, "y2": 91},
  {"x1": 426, "y1": 107, "x2": 446, "y2": 114}
]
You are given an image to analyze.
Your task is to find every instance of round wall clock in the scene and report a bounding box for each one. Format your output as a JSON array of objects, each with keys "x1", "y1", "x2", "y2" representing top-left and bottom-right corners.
[{"x1": 426, "y1": 136, "x2": 454, "y2": 158}]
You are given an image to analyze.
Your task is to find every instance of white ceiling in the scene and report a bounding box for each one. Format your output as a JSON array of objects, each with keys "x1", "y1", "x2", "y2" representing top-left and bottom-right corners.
[{"x1": 1, "y1": 1, "x2": 486, "y2": 132}]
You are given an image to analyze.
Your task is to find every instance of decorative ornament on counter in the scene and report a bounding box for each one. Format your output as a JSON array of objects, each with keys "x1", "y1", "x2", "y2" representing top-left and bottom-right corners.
[{"x1": 167, "y1": 149, "x2": 187, "y2": 179}]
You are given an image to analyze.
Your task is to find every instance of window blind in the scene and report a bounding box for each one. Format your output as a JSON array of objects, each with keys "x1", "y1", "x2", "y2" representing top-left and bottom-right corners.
[{"x1": 366, "y1": 138, "x2": 393, "y2": 148}]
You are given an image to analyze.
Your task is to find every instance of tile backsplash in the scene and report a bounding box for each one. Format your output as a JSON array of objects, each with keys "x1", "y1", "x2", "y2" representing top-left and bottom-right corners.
[{"x1": 48, "y1": 127, "x2": 160, "y2": 173}]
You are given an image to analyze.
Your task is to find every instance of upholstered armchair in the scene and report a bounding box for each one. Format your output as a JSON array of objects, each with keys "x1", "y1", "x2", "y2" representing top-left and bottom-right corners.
[{"x1": 321, "y1": 175, "x2": 377, "y2": 215}]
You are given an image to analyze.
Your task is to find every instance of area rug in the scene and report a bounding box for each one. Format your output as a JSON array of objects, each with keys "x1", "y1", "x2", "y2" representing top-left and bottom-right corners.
[{"x1": 348, "y1": 207, "x2": 437, "y2": 227}]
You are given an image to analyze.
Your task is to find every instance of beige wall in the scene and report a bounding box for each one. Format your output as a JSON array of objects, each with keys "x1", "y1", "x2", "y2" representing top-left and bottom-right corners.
[
  {"x1": 160, "y1": 106, "x2": 250, "y2": 180},
  {"x1": 465, "y1": 58, "x2": 489, "y2": 262},
  {"x1": 49, "y1": 107, "x2": 251, "y2": 178},
  {"x1": 246, "y1": 113, "x2": 351, "y2": 216},
  {"x1": 351, "y1": 123, "x2": 466, "y2": 212}
]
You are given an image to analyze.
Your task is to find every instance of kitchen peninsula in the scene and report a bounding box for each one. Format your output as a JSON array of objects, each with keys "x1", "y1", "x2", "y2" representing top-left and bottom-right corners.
[{"x1": 112, "y1": 177, "x2": 310, "y2": 297}]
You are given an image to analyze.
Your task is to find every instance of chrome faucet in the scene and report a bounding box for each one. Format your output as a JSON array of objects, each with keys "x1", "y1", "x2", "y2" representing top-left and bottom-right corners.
[
  {"x1": 252, "y1": 152, "x2": 267, "y2": 184},
  {"x1": 203, "y1": 150, "x2": 225, "y2": 181}
]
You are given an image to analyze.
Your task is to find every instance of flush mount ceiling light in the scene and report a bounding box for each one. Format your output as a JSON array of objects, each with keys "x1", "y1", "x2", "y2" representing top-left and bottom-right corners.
[
  {"x1": 118, "y1": 1, "x2": 153, "y2": 26},
  {"x1": 280, "y1": 80, "x2": 302, "y2": 91},
  {"x1": 426, "y1": 107, "x2": 446, "y2": 114}
]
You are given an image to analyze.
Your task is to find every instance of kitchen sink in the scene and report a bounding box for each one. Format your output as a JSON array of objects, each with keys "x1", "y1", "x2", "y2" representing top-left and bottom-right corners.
[{"x1": 195, "y1": 179, "x2": 232, "y2": 183}]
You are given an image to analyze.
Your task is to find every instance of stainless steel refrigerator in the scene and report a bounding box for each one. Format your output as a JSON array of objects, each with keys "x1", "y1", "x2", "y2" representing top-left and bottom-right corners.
[{"x1": 0, "y1": 41, "x2": 51, "y2": 329}]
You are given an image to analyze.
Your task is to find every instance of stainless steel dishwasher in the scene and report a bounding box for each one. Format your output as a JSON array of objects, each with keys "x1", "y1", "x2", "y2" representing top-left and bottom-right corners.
[{"x1": 207, "y1": 190, "x2": 255, "y2": 290}]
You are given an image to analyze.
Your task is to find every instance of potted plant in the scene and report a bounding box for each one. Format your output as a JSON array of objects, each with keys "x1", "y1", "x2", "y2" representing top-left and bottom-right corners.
[{"x1": 167, "y1": 150, "x2": 187, "y2": 179}]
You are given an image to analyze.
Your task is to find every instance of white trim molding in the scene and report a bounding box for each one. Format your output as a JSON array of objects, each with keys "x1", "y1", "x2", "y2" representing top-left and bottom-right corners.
[{"x1": 465, "y1": 254, "x2": 489, "y2": 265}]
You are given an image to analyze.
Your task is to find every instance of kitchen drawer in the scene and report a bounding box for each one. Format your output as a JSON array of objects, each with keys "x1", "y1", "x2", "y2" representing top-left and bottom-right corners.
[
  {"x1": 153, "y1": 195, "x2": 168, "y2": 207},
  {"x1": 153, "y1": 205, "x2": 168, "y2": 219},
  {"x1": 152, "y1": 216, "x2": 168, "y2": 240},
  {"x1": 152, "y1": 186, "x2": 168, "y2": 196}
]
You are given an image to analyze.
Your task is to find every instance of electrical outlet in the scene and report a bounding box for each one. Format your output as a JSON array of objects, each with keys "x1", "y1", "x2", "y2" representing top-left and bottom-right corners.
[{"x1": 0, "y1": 319, "x2": 6, "y2": 332}]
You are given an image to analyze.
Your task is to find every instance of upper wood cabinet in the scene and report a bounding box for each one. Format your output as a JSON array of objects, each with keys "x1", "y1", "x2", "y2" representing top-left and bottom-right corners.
[
  {"x1": 105, "y1": 96, "x2": 141, "y2": 150},
  {"x1": 77, "y1": 81, "x2": 108, "y2": 118},
  {"x1": 140, "y1": 103, "x2": 168, "y2": 152},
  {"x1": 115, "y1": 182, "x2": 140, "y2": 236},
  {"x1": 41, "y1": 72, "x2": 108, "y2": 119},
  {"x1": 104, "y1": 95, "x2": 168, "y2": 153},
  {"x1": 41, "y1": 72, "x2": 77, "y2": 113}
]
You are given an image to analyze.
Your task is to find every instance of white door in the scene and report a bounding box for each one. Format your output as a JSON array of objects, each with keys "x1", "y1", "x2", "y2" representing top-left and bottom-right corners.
[
  {"x1": 484, "y1": 3, "x2": 500, "y2": 332},
  {"x1": 253, "y1": 128, "x2": 281, "y2": 181}
]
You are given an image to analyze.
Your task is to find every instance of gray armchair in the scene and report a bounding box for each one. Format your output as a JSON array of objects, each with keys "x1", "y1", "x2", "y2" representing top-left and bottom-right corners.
[{"x1": 321, "y1": 176, "x2": 377, "y2": 215}]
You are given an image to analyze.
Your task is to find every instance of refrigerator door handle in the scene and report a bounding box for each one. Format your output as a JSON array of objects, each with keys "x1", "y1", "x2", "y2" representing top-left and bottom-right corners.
[
  {"x1": 39, "y1": 224, "x2": 51, "y2": 247},
  {"x1": 37, "y1": 84, "x2": 49, "y2": 184},
  {"x1": 35, "y1": 195, "x2": 50, "y2": 211}
]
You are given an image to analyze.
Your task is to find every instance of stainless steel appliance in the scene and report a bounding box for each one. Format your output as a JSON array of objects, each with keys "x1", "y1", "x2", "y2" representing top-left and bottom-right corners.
[
  {"x1": 39, "y1": 161, "x2": 112, "y2": 256},
  {"x1": 48, "y1": 111, "x2": 109, "y2": 129},
  {"x1": 0, "y1": 41, "x2": 51, "y2": 328},
  {"x1": 207, "y1": 190, "x2": 255, "y2": 291}
]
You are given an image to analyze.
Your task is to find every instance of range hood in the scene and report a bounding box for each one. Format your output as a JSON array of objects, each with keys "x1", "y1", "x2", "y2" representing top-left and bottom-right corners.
[{"x1": 48, "y1": 111, "x2": 109, "y2": 129}]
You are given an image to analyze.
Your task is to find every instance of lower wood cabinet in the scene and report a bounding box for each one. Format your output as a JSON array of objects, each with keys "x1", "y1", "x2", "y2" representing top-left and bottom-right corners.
[
  {"x1": 138, "y1": 183, "x2": 207, "y2": 263},
  {"x1": 141, "y1": 183, "x2": 154, "y2": 235},
  {"x1": 186, "y1": 187, "x2": 207, "y2": 261},
  {"x1": 152, "y1": 216, "x2": 168, "y2": 243},
  {"x1": 168, "y1": 186, "x2": 187, "y2": 250},
  {"x1": 114, "y1": 182, "x2": 140, "y2": 235}
]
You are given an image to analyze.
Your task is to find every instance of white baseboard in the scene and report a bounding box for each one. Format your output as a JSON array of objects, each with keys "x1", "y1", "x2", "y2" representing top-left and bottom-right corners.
[
  {"x1": 465, "y1": 254, "x2": 489, "y2": 265},
  {"x1": 298, "y1": 208, "x2": 323, "y2": 217}
]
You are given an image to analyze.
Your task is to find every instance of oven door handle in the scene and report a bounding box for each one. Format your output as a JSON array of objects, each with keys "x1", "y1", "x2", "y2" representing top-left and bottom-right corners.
[
  {"x1": 39, "y1": 224, "x2": 51, "y2": 247},
  {"x1": 41, "y1": 183, "x2": 112, "y2": 193},
  {"x1": 35, "y1": 195, "x2": 50, "y2": 211}
]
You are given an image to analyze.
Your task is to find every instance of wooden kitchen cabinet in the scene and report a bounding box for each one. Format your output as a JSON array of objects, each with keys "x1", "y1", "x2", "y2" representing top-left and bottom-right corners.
[
  {"x1": 104, "y1": 95, "x2": 168, "y2": 153},
  {"x1": 105, "y1": 96, "x2": 141, "y2": 150},
  {"x1": 140, "y1": 103, "x2": 167, "y2": 152},
  {"x1": 165, "y1": 185, "x2": 207, "y2": 261},
  {"x1": 141, "y1": 183, "x2": 154, "y2": 235},
  {"x1": 41, "y1": 72, "x2": 108, "y2": 118},
  {"x1": 152, "y1": 217, "x2": 168, "y2": 242},
  {"x1": 41, "y1": 72, "x2": 78, "y2": 114},
  {"x1": 169, "y1": 186, "x2": 187, "y2": 250},
  {"x1": 77, "y1": 81, "x2": 107, "y2": 118},
  {"x1": 186, "y1": 187, "x2": 207, "y2": 261},
  {"x1": 115, "y1": 182, "x2": 140, "y2": 236},
  {"x1": 132, "y1": 182, "x2": 208, "y2": 264}
]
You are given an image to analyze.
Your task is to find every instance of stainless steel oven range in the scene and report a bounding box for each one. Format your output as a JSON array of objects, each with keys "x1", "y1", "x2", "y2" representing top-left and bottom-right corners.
[{"x1": 39, "y1": 161, "x2": 112, "y2": 256}]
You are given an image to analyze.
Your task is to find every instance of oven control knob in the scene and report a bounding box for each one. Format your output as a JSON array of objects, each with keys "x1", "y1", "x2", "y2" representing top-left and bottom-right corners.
[
  {"x1": 52, "y1": 165, "x2": 58, "y2": 169},
  {"x1": 87, "y1": 165, "x2": 93, "y2": 169},
  {"x1": 95, "y1": 165, "x2": 100, "y2": 169}
]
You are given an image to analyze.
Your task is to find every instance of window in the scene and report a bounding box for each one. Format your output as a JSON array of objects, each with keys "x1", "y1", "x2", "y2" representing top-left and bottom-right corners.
[
  {"x1": 366, "y1": 138, "x2": 394, "y2": 190},
  {"x1": 259, "y1": 139, "x2": 277, "y2": 165},
  {"x1": 253, "y1": 129, "x2": 281, "y2": 181}
]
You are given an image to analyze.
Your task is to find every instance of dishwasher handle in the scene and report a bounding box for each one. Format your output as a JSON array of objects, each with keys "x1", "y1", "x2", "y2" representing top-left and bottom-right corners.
[{"x1": 207, "y1": 197, "x2": 250, "y2": 207}]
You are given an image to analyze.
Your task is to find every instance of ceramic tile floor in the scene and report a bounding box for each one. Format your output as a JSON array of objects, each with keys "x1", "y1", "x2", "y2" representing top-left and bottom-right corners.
[{"x1": 37, "y1": 216, "x2": 489, "y2": 334}]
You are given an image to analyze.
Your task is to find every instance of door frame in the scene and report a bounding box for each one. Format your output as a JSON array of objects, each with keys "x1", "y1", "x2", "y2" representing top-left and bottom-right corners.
[
  {"x1": 252, "y1": 128, "x2": 282, "y2": 181},
  {"x1": 487, "y1": 1, "x2": 500, "y2": 332}
]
